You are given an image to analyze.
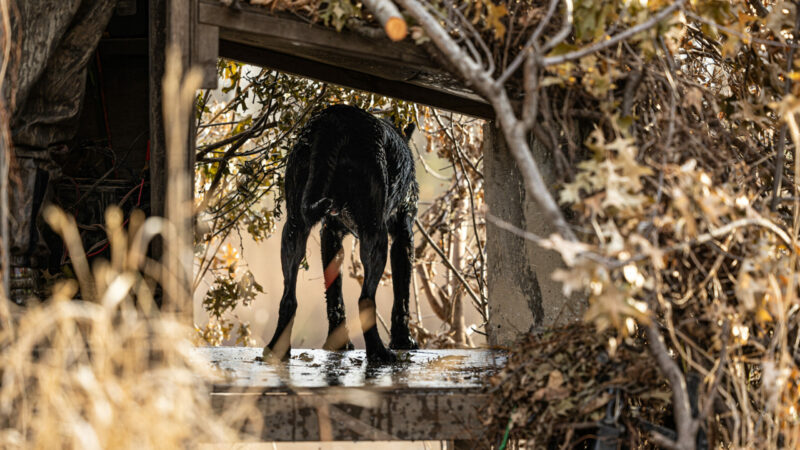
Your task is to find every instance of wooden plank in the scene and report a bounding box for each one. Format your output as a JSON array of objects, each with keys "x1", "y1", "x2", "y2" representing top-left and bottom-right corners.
[
  {"x1": 210, "y1": 389, "x2": 489, "y2": 441},
  {"x1": 194, "y1": 23, "x2": 219, "y2": 89},
  {"x1": 198, "y1": 0, "x2": 438, "y2": 76},
  {"x1": 163, "y1": 0, "x2": 196, "y2": 320},
  {"x1": 197, "y1": 0, "x2": 492, "y2": 117},
  {"x1": 219, "y1": 40, "x2": 495, "y2": 119},
  {"x1": 196, "y1": 347, "x2": 505, "y2": 391},
  {"x1": 168, "y1": 0, "x2": 192, "y2": 68},
  {"x1": 218, "y1": 28, "x2": 424, "y2": 83},
  {"x1": 197, "y1": 347, "x2": 504, "y2": 442},
  {"x1": 149, "y1": 0, "x2": 166, "y2": 223}
]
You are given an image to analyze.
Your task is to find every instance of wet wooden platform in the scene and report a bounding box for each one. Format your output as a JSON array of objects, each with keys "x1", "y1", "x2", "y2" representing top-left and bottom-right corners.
[{"x1": 195, "y1": 347, "x2": 506, "y2": 442}]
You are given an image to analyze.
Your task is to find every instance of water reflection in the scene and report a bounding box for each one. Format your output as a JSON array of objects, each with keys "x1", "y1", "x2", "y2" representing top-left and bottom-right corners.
[{"x1": 203, "y1": 347, "x2": 506, "y2": 389}]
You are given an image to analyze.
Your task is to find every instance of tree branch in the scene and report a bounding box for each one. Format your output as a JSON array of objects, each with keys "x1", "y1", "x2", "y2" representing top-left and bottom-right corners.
[
  {"x1": 414, "y1": 217, "x2": 485, "y2": 315},
  {"x1": 396, "y1": 0, "x2": 576, "y2": 240},
  {"x1": 646, "y1": 322, "x2": 697, "y2": 450}
]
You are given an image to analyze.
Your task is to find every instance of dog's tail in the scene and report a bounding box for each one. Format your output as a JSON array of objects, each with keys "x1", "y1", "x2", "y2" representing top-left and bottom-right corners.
[{"x1": 301, "y1": 131, "x2": 343, "y2": 224}]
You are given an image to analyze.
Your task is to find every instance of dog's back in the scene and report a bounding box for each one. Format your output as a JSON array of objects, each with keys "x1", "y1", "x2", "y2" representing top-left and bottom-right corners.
[{"x1": 285, "y1": 104, "x2": 417, "y2": 231}]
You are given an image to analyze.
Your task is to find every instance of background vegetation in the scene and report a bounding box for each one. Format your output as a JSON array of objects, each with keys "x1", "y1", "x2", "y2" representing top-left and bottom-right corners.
[{"x1": 193, "y1": 62, "x2": 488, "y2": 349}]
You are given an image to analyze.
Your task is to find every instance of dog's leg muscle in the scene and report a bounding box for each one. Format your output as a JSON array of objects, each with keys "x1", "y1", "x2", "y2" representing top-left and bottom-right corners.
[
  {"x1": 389, "y1": 211, "x2": 418, "y2": 350},
  {"x1": 265, "y1": 218, "x2": 309, "y2": 361},
  {"x1": 320, "y1": 221, "x2": 354, "y2": 351}
]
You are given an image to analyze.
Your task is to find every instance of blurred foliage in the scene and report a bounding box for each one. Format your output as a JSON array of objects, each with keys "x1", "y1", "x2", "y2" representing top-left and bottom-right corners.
[{"x1": 0, "y1": 206, "x2": 258, "y2": 448}]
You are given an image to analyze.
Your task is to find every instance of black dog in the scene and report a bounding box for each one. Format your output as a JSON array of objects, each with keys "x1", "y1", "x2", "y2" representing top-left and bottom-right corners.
[{"x1": 263, "y1": 104, "x2": 419, "y2": 363}]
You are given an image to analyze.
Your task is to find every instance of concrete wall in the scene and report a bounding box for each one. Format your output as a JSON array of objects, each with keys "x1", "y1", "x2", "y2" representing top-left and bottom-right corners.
[{"x1": 484, "y1": 123, "x2": 585, "y2": 346}]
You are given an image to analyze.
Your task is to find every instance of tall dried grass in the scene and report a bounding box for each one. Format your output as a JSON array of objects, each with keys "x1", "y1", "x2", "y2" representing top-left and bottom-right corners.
[{"x1": 0, "y1": 48, "x2": 257, "y2": 448}]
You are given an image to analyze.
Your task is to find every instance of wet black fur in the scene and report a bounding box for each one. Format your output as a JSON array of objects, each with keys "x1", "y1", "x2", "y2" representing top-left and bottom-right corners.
[{"x1": 266, "y1": 104, "x2": 419, "y2": 363}]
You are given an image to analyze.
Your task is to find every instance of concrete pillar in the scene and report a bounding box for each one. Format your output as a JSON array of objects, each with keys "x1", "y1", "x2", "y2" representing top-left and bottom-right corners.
[{"x1": 484, "y1": 123, "x2": 585, "y2": 346}]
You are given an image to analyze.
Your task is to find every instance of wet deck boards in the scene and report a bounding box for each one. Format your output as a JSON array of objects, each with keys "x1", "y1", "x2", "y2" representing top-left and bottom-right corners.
[{"x1": 196, "y1": 347, "x2": 506, "y2": 442}]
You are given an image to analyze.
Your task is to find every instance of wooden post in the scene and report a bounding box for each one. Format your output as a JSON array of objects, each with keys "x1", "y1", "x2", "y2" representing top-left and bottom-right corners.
[
  {"x1": 484, "y1": 124, "x2": 585, "y2": 345},
  {"x1": 149, "y1": 0, "x2": 166, "y2": 222},
  {"x1": 156, "y1": 0, "x2": 218, "y2": 319},
  {"x1": 151, "y1": 0, "x2": 194, "y2": 320}
]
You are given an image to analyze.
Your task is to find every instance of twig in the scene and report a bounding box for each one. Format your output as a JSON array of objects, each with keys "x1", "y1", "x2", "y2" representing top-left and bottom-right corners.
[
  {"x1": 416, "y1": 261, "x2": 449, "y2": 322},
  {"x1": 543, "y1": 0, "x2": 686, "y2": 66},
  {"x1": 396, "y1": 0, "x2": 576, "y2": 241},
  {"x1": 490, "y1": 212, "x2": 793, "y2": 269},
  {"x1": 646, "y1": 322, "x2": 698, "y2": 450},
  {"x1": 497, "y1": 0, "x2": 572, "y2": 86},
  {"x1": 195, "y1": 120, "x2": 279, "y2": 159},
  {"x1": 414, "y1": 217, "x2": 484, "y2": 315},
  {"x1": 771, "y1": 5, "x2": 800, "y2": 211},
  {"x1": 376, "y1": 310, "x2": 391, "y2": 337},
  {"x1": 410, "y1": 137, "x2": 449, "y2": 181},
  {"x1": 361, "y1": 0, "x2": 407, "y2": 41},
  {"x1": 701, "y1": 320, "x2": 730, "y2": 420},
  {"x1": 430, "y1": 111, "x2": 487, "y2": 298},
  {"x1": 685, "y1": 10, "x2": 800, "y2": 49}
]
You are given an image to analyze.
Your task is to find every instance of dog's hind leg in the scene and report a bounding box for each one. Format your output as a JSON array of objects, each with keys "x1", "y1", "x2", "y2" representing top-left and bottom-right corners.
[
  {"x1": 357, "y1": 229, "x2": 397, "y2": 363},
  {"x1": 388, "y1": 211, "x2": 419, "y2": 350},
  {"x1": 320, "y1": 220, "x2": 354, "y2": 351},
  {"x1": 264, "y1": 217, "x2": 310, "y2": 362}
]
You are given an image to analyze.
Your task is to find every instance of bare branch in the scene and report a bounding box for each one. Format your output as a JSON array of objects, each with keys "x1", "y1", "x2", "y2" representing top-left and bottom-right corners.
[
  {"x1": 414, "y1": 217, "x2": 485, "y2": 317},
  {"x1": 396, "y1": 0, "x2": 576, "y2": 240},
  {"x1": 542, "y1": 0, "x2": 686, "y2": 66},
  {"x1": 497, "y1": 0, "x2": 573, "y2": 86},
  {"x1": 646, "y1": 322, "x2": 697, "y2": 450}
]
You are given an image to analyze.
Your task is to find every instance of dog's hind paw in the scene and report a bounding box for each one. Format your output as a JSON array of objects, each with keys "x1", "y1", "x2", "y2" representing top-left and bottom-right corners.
[
  {"x1": 389, "y1": 335, "x2": 419, "y2": 350},
  {"x1": 262, "y1": 345, "x2": 292, "y2": 363},
  {"x1": 366, "y1": 346, "x2": 397, "y2": 363},
  {"x1": 323, "y1": 340, "x2": 355, "y2": 351}
]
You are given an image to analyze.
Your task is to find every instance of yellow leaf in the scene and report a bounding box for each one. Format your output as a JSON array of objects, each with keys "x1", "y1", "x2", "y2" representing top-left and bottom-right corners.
[
  {"x1": 756, "y1": 308, "x2": 773, "y2": 323},
  {"x1": 485, "y1": 2, "x2": 508, "y2": 41}
]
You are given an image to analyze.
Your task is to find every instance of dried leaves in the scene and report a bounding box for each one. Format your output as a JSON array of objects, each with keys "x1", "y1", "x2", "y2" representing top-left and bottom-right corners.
[
  {"x1": 477, "y1": 1, "x2": 800, "y2": 447},
  {"x1": 485, "y1": 324, "x2": 668, "y2": 447}
]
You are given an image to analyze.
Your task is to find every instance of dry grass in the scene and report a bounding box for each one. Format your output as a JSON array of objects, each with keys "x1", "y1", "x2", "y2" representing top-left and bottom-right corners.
[
  {"x1": 0, "y1": 205, "x2": 259, "y2": 449},
  {"x1": 0, "y1": 48, "x2": 258, "y2": 449}
]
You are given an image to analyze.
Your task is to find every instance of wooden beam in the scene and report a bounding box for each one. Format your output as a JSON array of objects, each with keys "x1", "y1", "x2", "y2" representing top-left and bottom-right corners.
[
  {"x1": 194, "y1": 23, "x2": 219, "y2": 89},
  {"x1": 211, "y1": 390, "x2": 489, "y2": 441},
  {"x1": 219, "y1": 40, "x2": 494, "y2": 119},
  {"x1": 149, "y1": 0, "x2": 166, "y2": 222},
  {"x1": 162, "y1": 0, "x2": 197, "y2": 320},
  {"x1": 168, "y1": 0, "x2": 192, "y2": 68},
  {"x1": 198, "y1": 0, "x2": 438, "y2": 76},
  {"x1": 199, "y1": 0, "x2": 492, "y2": 117}
]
